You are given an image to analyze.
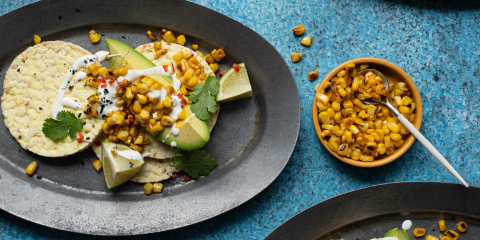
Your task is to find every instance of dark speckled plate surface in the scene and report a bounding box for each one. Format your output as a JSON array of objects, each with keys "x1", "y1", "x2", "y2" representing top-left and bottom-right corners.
[
  {"x1": 265, "y1": 182, "x2": 480, "y2": 240},
  {"x1": 0, "y1": 0, "x2": 300, "y2": 235}
]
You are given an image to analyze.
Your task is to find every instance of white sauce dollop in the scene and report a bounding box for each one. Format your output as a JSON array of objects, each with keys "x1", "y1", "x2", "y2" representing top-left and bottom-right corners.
[
  {"x1": 123, "y1": 65, "x2": 181, "y2": 91},
  {"x1": 171, "y1": 141, "x2": 177, "y2": 147},
  {"x1": 114, "y1": 149, "x2": 143, "y2": 160},
  {"x1": 402, "y1": 220, "x2": 412, "y2": 230},
  {"x1": 75, "y1": 132, "x2": 92, "y2": 143},
  {"x1": 185, "y1": 113, "x2": 196, "y2": 124}
]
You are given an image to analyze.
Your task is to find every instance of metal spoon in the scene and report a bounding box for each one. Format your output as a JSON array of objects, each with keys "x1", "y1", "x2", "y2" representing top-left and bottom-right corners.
[{"x1": 356, "y1": 69, "x2": 469, "y2": 188}]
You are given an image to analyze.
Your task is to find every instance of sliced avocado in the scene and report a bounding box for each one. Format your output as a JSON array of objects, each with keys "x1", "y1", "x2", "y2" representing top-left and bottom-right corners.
[
  {"x1": 155, "y1": 105, "x2": 210, "y2": 150},
  {"x1": 105, "y1": 38, "x2": 173, "y2": 86}
]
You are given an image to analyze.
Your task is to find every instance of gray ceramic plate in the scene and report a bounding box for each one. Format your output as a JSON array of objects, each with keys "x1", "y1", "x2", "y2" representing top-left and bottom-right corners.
[
  {"x1": 265, "y1": 182, "x2": 480, "y2": 240},
  {"x1": 0, "y1": 0, "x2": 300, "y2": 235}
]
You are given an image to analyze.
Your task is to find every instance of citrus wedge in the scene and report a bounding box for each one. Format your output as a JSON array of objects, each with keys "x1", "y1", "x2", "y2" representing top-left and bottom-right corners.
[
  {"x1": 384, "y1": 228, "x2": 411, "y2": 240},
  {"x1": 101, "y1": 141, "x2": 145, "y2": 189},
  {"x1": 216, "y1": 63, "x2": 252, "y2": 102}
]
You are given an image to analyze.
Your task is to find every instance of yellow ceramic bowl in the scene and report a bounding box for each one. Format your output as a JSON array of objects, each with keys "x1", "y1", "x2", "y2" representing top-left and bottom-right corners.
[{"x1": 312, "y1": 57, "x2": 423, "y2": 167}]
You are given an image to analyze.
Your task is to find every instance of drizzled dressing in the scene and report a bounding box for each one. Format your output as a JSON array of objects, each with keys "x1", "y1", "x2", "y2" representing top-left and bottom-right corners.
[
  {"x1": 56, "y1": 51, "x2": 188, "y2": 148},
  {"x1": 51, "y1": 51, "x2": 110, "y2": 118}
]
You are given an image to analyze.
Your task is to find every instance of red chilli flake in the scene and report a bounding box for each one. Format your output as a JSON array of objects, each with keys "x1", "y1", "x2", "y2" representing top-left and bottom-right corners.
[
  {"x1": 96, "y1": 76, "x2": 106, "y2": 84},
  {"x1": 108, "y1": 80, "x2": 115, "y2": 85},
  {"x1": 162, "y1": 65, "x2": 169, "y2": 72},
  {"x1": 128, "y1": 115, "x2": 134, "y2": 123},
  {"x1": 101, "y1": 84, "x2": 107, "y2": 88},
  {"x1": 183, "y1": 173, "x2": 192, "y2": 182},
  {"x1": 76, "y1": 132, "x2": 84, "y2": 143},
  {"x1": 219, "y1": 71, "x2": 226, "y2": 77},
  {"x1": 94, "y1": 141, "x2": 102, "y2": 146},
  {"x1": 177, "y1": 93, "x2": 187, "y2": 105},
  {"x1": 114, "y1": 125, "x2": 121, "y2": 133},
  {"x1": 232, "y1": 63, "x2": 240, "y2": 73},
  {"x1": 120, "y1": 79, "x2": 127, "y2": 87}
]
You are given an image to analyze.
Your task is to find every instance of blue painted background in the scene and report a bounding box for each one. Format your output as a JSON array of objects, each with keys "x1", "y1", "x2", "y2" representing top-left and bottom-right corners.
[{"x1": 1, "y1": 0, "x2": 480, "y2": 239}]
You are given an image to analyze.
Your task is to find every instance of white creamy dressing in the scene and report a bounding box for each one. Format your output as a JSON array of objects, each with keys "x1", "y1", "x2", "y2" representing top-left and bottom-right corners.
[
  {"x1": 75, "y1": 132, "x2": 92, "y2": 143},
  {"x1": 185, "y1": 113, "x2": 196, "y2": 124},
  {"x1": 114, "y1": 149, "x2": 143, "y2": 160},
  {"x1": 171, "y1": 141, "x2": 177, "y2": 147},
  {"x1": 141, "y1": 152, "x2": 151, "y2": 158},
  {"x1": 402, "y1": 220, "x2": 412, "y2": 230},
  {"x1": 73, "y1": 72, "x2": 87, "y2": 83},
  {"x1": 95, "y1": 79, "x2": 121, "y2": 119},
  {"x1": 162, "y1": 94, "x2": 183, "y2": 146},
  {"x1": 147, "y1": 88, "x2": 168, "y2": 102},
  {"x1": 382, "y1": 238, "x2": 399, "y2": 240},
  {"x1": 51, "y1": 51, "x2": 113, "y2": 118}
]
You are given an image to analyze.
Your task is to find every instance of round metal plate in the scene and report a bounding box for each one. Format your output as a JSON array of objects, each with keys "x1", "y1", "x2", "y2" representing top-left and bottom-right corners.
[
  {"x1": 265, "y1": 182, "x2": 480, "y2": 240},
  {"x1": 0, "y1": 0, "x2": 300, "y2": 235}
]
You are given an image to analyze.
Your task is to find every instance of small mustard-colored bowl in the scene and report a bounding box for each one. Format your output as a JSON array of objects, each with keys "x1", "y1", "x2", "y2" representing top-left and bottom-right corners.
[{"x1": 312, "y1": 57, "x2": 423, "y2": 167}]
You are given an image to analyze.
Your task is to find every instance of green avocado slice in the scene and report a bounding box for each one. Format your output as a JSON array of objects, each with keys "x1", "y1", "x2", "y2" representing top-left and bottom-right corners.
[
  {"x1": 105, "y1": 38, "x2": 173, "y2": 86},
  {"x1": 155, "y1": 105, "x2": 210, "y2": 150}
]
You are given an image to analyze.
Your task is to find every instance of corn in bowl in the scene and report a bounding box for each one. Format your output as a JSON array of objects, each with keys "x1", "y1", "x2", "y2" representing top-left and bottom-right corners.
[{"x1": 316, "y1": 63, "x2": 416, "y2": 161}]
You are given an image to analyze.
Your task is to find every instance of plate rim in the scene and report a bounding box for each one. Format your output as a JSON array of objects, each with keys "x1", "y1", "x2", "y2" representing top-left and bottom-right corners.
[{"x1": 0, "y1": 0, "x2": 301, "y2": 235}]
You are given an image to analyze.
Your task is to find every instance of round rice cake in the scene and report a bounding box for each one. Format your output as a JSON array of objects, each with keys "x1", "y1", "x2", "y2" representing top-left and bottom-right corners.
[{"x1": 1, "y1": 41, "x2": 103, "y2": 157}]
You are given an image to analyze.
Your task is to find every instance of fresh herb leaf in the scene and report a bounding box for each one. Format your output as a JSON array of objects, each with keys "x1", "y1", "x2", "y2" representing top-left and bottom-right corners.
[
  {"x1": 42, "y1": 111, "x2": 83, "y2": 140},
  {"x1": 190, "y1": 75, "x2": 219, "y2": 121},
  {"x1": 171, "y1": 150, "x2": 218, "y2": 178}
]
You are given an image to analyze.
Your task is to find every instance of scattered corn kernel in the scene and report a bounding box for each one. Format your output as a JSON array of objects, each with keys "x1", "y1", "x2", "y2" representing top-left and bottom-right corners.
[
  {"x1": 291, "y1": 52, "x2": 303, "y2": 63},
  {"x1": 88, "y1": 30, "x2": 101, "y2": 43},
  {"x1": 152, "y1": 182, "x2": 164, "y2": 193},
  {"x1": 146, "y1": 30, "x2": 157, "y2": 40},
  {"x1": 300, "y1": 36, "x2": 312, "y2": 47},
  {"x1": 457, "y1": 221, "x2": 467, "y2": 232},
  {"x1": 413, "y1": 228, "x2": 426, "y2": 237},
  {"x1": 33, "y1": 35, "x2": 41, "y2": 44},
  {"x1": 93, "y1": 160, "x2": 102, "y2": 172},
  {"x1": 143, "y1": 183, "x2": 153, "y2": 195},
  {"x1": 26, "y1": 161, "x2": 38, "y2": 175},
  {"x1": 292, "y1": 24, "x2": 305, "y2": 35}
]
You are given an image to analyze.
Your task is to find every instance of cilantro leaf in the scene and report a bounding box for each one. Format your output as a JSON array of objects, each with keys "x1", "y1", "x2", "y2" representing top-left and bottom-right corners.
[
  {"x1": 42, "y1": 111, "x2": 83, "y2": 140},
  {"x1": 171, "y1": 150, "x2": 218, "y2": 178},
  {"x1": 190, "y1": 75, "x2": 219, "y2": 121}
]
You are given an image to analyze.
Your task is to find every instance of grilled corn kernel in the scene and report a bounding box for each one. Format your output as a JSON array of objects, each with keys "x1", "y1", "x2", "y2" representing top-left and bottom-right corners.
[
  {"x1": 161, "y1": 115, "x2": 175, "y2": 126},
  {"x1": 209, "y1": 63, "x2": 220, "y2": 73},
  {"x1": 33, "y1": 35, "x2": 41, "y2": 44},
  {"x1": 139, "y1": 109, "x2": 150, "y2": 120},
  {"x1": 130, "y1": 144, "x2": 144, "y2": 152},
  {"x1": 353, "y1": 98, "x2": 367, "y2": 109},
  {"x1": 188, "y1": 76, "x2": 199, "y2": 88},
  {"x1": 440, "y1": 237, "x2": 449, "y2": 240},
  {"x1": 204, "y1": 54, "x2": 214, "y2": 64},
  {"x1": 291, "y1": 52, "x2": 303, "y2": 63},
  {"x1": 336, "y1": 70, "x2": 346, "y2": 78},
  {"x1": 321, "y1": 130, "x2": 332, "y2": 139},
  {"x1": 93, "y1": 160, "x2": 102, "y2": 172},
  {"x1": 137, "y1": 94, "x2": 147, "y2": 104},
  {"x1": 162, "y1": 31, "x2": 176, "y2": 43},
  {"x1": 88, "y1": 30, "x2": 101, "y2": 43},
  {"x1": 183, "y1": 68, "x2": 194, "y2": 80},
  {"x1": 97, "y1": 67, "x2": 108, "y2": 78},
  {"x1": 337, "y1": 144, "x2": 348, "y2": 156},
  {"x1": 439, "y1": 220, "x2": 446, "y2": 232},
  {"x1": 413, "y1": 228, "x2": 426, "y2": 237},
  {"x1": 292, "y1": 24, "x2": 305, "y2": 35},
  {"x1": 359, "y1": 64, "x2": 369, "y2": 71},
  {"x1": 213, "y1": 48, "x2": 226, "y2": 62},
  {"x1": 132, "y1": 100, "x2": 142, "y2": 113},
  {"x1": 176, "y1": 35, "x2": 186, "y2": 45},
  {"x1": 26, "y1": 161, "x2": 38, "y2": 175},
  {"x1": 426, "y1": 236, "x2": 439, "y2": 240},
  {"x1": 457, "y1": 221, "x2": 467, "y2": 232},
  {"x1": 195, "y1": 50, "x2": 204, "y2": 58},
  {"x1": 143, "y1": 183, "x2": 153, "y2": 195},
  {"x1": 152, "y1": 41, "x2": 162, "y2": 49},
  {"x1": 300, "y1": 36, "x2": 312, "y2": 46},
  {"x1": 181, "y1": 85, "x2": 190, "y2": 95},
  {"x1": 328, "y1": 140, "x2": 338, "y2": 151},
  {"x1": 308, "y1": 71, "x2": 319, "y2": 81},
  {"x1": 393, "y1": 140, "x2": 404, "y2": 148},
  {"x1": 117, "y1": 130, "x2": 129, "y2": 141},
  {"x1": 444, "y1": 230, "x2": 459, "y2": 240},
  {"x1": 152, "y1": 182, "x2": 164, "y2": 193},
  {"x1": 360, "y1": 155, "x2": 374, "y2": 161},
  {"x1": 146, "y1": 30, "x2": 157, "y2": 40},
  {"x1": 390, "y1": 133, "x2": 402, "y2": 141}
]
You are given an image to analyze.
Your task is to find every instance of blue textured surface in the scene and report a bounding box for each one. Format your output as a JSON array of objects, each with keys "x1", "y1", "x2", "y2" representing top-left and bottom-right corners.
[{"x1": 1, "y1": 0, "x2": 480, "y2": 239}]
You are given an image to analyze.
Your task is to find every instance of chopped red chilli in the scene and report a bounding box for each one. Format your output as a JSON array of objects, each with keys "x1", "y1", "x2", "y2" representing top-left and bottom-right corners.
[{"x1": 232, "y1": 63, "x2": 240, "y2": 73}]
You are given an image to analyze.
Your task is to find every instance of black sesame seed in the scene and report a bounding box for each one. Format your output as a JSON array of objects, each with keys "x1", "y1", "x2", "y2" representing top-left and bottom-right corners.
[
  {"x1": 129, "y1": 162, "x2": 134, "y2": 168},
  {"x1": 103, "y1": 89, "x2": 109, "y2": 95},
  {"x1": 39, "y1": 107, "x2": 43, "y2": 110},
  {"x1": 82, "y1": 122, "x2": 86, "y2": 125},
  {"x1": 86, "y1": 137, "x2": 90, "y2": 140},
  {"x1": 100, "y1": 105, "x2": 105, "y2": 113},
  {"x1": 17, "y1": 69, "x2": 20, "y2": 72},
  {"x1": 36, "y1": 175, "x2": 42, "y2": 179},
  {"x1": 102, "y1": 114, "x2": 106, "y2": 118},
  {"x1": 18, "y1": 135, "x2": 22, "y2": 139},
  {"x1": 77, "y1": 113, "x2": 82, "y2": 118},
  {"x1": 68, "y1": 85, "x2": 74, "y2": 90}
]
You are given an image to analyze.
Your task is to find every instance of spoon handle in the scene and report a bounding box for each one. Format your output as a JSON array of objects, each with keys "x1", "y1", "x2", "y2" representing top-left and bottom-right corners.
[{"x1": 392, "y1": 110, "x2": 469, "y2": 187}]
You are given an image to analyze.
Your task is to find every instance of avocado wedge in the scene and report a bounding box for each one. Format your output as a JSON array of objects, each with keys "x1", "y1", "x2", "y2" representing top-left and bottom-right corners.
[
  {"x1": 105, "y1": 38, "x2": 173, "y2": 87},
  {"x1": 155, "y1": 104, "x2": 210, "y2": 150}
]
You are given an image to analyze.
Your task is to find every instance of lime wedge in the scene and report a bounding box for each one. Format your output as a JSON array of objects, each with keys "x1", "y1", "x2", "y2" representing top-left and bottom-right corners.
[
  {"x1": 384, "y1": 228, "x2": 411, "y2": 240},
  {"x1": 216, "y1": 63, "x2": 252, "y2": 102},
  {"x1": 101, "y1": 141, "x2": 145, "y2": 189}
]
